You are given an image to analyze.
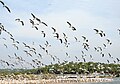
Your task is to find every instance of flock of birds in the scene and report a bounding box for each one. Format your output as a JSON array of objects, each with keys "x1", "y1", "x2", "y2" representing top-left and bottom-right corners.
[{"x1": 0, "y1": 0, "x2": 120, "y2": 69}]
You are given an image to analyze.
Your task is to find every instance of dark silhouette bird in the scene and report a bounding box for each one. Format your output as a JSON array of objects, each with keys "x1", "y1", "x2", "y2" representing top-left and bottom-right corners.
[
  {"x1": 36, "y1": 17, "x2": 41, "y2": 23},
  {"x1": 116, "y1": 58, "x2": 120, "y2": 62},
  {"x1": 67, "y1": 21, "x2": 72, "y2": 28},
  {"x1": 67, "y1": 21, "x2": 76, "y2": 31},
  {"x1": 98, "y1": 32, "x2": 103, "y2": 37},
  {"x1": 10, "y1": 37, "x2": 15, "y2": 43},
  {"x1": 0, "y1": 29, "x2": 2, "y2": 35},
  {"x1": 74, "y1": 37, "x2": 77, "y2": 42},
  {"x1": 83, "y1": 58, "x2": 86, "y2": 62},
  {"x1": 108, "y1": 53, "x2": 112, "y2": 58},
  {"x1": 98, "y1": 46, "x2": 102, "y2": 51},
  {"x1": 38, "y1": 53, "x2": 42, "y2": 59},
  {"x1": 93, "y1": 29, "x2": 99, "y2": 34},
  {"x1": 0, "y1": 0, "x2": 5, "y2": 6},
  {"x1": 12, "y1": 44, "x2": 19, "y2": 50},
  {"x1": 100, "y1": 53, "x2": 105, "y2": 57},
  {"x1": 51, "y1": 27, "x2": 56, "y2": 34},
  {"x1": 72, "y1": 26, "x2": 76, "y2": 31},
  {"x1": 3, "y1": 5, "x2": 11, "y2": 13},
  {"x1": 54, "y1": 33, "x2": 59, "y2": 39},
  {"x1": 117, "y1": 29, "x2": 120, "y2": 35},
  {"x1": 31, "y1": 13, "x2": 36, "y2": 20},
  {"x1": 59, "y1": 38, "x2": 63, "y2": 44},
  {"x1": 45, "y1": 41, "x2": 51, "y2": 47},
  {"x1": 63, "y1": 33, "x2": 67, "y2": 39},
  {"x1": 82, "y1": 36, "x2": 86, "y2": 41},
  {"x1": 4, "y1": 44, "x2": 7, "y2": 48},
  {"x1": 41, "y1": 31, "x2": 46, "y2": 37},
  {"x1": 103, "y1": 43, "x2": 107, "y2": 48},
  {"x1": 107, "y1": 60, "x2": 110, "y2": 63},
  {"x1": 15, "y1": 18, "x2": 24, "y2": 26},
  {"x1": 34, "y1": 26, "x2": 38, "y2": 30},
  {"x1": 106, "y1": 39, "x2": 112, "y2": 45},
  {"x1": 41, "y1": 21, "x2": 48, "y2": 27}
]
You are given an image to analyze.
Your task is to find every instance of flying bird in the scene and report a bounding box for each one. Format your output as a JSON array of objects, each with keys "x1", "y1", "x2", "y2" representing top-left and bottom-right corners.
[
  {"x1": 72, "y1": 26, "x2": 76, "y2": 31},
  {"x1": 54, "y1": 33, "x2": 59, "y2": 39},
  {"x1": 4, "y1": 44, "x2": 7, "y2": 48},
  {"x1": 0, "y1": 29, "x2": 2, "y2": 35},
  {"x1": 59, "y1": 38, "x2": 63, "y2": 44},
  {"x1": 51, "y1": 27, "x2": 56, "y2": 33},
  {"x1": 93, "y1": 29, "x2": 99, "y2": 34},
  {"x1": 117, "y1": 29, "x2": 120, "y2": 35},
  {"x1": 3, "y1": 5, "x2": 11, "y2": 13},
  {"x1": 15, "y1": 18, "x2": 24, "y2": 26},
  {"x1": 41, "y1": 31, "x2": 46, "y2": 37},
  {"x1": 67, "y1": 21, "x2": 72, "y2": 28},
  {"x1": 0, "y1": 0, "x2": 5, "y2": 6},
  {"x1": 31, "y1": 13, "x2": 36, "y2": 20},
  {"x1": 67, "y1": 21, "x2": 76, "y2": 31},
  {"x1": 41, "y1": 21, "x2": 48, "y2": 27},
  {"x1": 36, "y1": 17, "x2": 41, "y2": 23}
]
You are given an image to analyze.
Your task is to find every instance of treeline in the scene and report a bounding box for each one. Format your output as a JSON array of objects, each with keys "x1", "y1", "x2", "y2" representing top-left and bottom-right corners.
[{"x1": 0, "y1": 62, "x2": 120, "y2": 77}]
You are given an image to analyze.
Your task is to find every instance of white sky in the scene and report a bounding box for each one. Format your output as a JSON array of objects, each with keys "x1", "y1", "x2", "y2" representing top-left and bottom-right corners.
[{"x1": 0, "y1": 0, "x2": 120, "y2": 69}]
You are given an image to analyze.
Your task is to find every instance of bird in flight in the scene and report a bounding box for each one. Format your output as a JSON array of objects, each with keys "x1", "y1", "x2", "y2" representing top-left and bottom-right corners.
[
  {"x1": 15, "y1": 18, "x2": 24, "y2": 26},
  {"x1": 0, "y1": 0, "x2": 5, "y2": 6},
  {"x1": 117, "y1": 29, "x2": 120, "y2": 35},
  {"x1": 67, "y1": 21, "x2": 72, "y2": 28},
  {"x1": 67, "y1": 21, "x2": 76, "y2": 31},
  {"x1": 51, "y1": 27, "x2": 56, "y2": 34},
  {"x1": 3, "y1": 5, "x2": 11, "y2": 13},
  {"x1": 41, "y1": 31, "x2": 46, "y2": 37},
  {"x1": 93, "y1": 29, "x2": 99, "y2": 34},
  {"x1": 31, "y1": 13, "x2": 36, "y2": 20},
  {"x1": 0, "y1": 0, "x2": 11, "y2": 13}
]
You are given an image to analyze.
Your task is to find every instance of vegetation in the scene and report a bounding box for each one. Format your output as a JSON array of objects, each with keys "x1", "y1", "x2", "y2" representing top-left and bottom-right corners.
[{"x1": 0, "y1": 62, "x2": 120, "y2": 78}]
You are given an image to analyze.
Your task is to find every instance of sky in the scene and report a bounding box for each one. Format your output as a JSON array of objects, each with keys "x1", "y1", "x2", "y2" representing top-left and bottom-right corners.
[{"x1": 0, "y1": 0, "x2": 120, "y2": 69}]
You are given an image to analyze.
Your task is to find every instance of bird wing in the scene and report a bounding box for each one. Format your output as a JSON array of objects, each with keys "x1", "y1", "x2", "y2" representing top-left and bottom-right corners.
[
  {"x1": 41, "y1": 22, "x2": 48, "y2": 27},
  {"x1": 67, "y1": 21, "x2": 71, "y2": 28},
  {"x1": 4, "y1": 5, "x2": 11, "y2": 13},
  {"x1": 0, "y1": 1, "x2": 5, "y2": 6}
]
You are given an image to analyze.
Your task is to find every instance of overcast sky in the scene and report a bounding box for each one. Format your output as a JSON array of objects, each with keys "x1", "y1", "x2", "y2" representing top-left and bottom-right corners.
[{"x1": 0, "y1": 0, "x2": 120, "y2": 69}]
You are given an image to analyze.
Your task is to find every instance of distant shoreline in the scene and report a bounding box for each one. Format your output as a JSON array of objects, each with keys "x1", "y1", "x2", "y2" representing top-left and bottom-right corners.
[{"x1": 0, "y1": 77, "x2": 113, "y2": 84}]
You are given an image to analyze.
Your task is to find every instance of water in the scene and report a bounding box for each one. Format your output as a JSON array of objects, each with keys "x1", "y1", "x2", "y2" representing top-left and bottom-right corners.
[{"x1": 80, "y1": 78, "x2": 120, "y2": 84}]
